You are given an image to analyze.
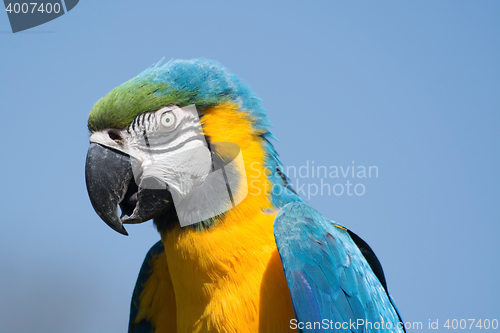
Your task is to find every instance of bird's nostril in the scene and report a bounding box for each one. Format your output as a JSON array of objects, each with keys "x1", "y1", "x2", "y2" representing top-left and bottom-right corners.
[{"x1": 108, "y1": 130, "x2": 123, "y2": 143}]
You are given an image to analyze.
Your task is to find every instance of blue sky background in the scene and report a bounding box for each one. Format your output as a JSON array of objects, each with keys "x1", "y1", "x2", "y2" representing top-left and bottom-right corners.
[{"x1": 1, "y1": 1, "x2": 498, "y2": 332}]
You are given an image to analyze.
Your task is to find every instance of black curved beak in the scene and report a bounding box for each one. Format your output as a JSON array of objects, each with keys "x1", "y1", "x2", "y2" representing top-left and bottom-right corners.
[
  {"x1": 85, "y1": 143, "x2": 173, "y2": 235},
  {"x1": 85, "y1": 143, "x2": 131, "y2": 235}
]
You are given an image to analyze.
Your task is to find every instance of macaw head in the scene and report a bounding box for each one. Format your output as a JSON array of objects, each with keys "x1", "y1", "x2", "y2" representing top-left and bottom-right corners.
[{"x1": 85, "y1": 59, "x2": 298, "y2": 235}]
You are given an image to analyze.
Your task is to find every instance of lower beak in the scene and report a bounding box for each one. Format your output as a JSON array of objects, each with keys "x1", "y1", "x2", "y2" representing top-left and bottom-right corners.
[{"x1": 85, "y1": 143, "x2": 173, "y2": 235}]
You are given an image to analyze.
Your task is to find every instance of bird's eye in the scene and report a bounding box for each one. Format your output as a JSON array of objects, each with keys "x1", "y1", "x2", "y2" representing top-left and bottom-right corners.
[{"x1": 160, "y1": 112, "x2": 176, "y2": 130}]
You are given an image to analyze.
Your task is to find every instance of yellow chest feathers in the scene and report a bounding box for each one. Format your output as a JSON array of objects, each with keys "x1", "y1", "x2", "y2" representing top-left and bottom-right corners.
[
  {"x1": 159, "y1": 212, "x2": 295, "y2": 333},
  {"x1": 133, "y1": 212, "x2": 296, "y2": 333}
]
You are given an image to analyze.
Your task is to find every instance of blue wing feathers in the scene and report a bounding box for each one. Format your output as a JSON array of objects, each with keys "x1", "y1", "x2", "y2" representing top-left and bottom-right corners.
[
  {"x1": 129, "y1": 241, "x2": 164, "y2": 333},
  {"x1": 274, "y1": 202, "x2": 404, "y2": 333},
  {"x1": 290, "y1": 271, "x2": 325, "y2": 332}
]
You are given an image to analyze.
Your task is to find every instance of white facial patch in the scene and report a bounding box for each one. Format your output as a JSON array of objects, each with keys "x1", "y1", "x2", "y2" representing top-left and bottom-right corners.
[{"x1": 89, "y1": 105, "x2": 248, "y2": 227}]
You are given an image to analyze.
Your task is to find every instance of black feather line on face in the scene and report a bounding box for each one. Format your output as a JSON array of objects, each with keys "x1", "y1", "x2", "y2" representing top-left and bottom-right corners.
[
  {"x1": 132, "y1": 116, "x2": 139, "y2": 132},
  {"x1": 143, "y1": 129, "x2": 150, "y2": 148}
]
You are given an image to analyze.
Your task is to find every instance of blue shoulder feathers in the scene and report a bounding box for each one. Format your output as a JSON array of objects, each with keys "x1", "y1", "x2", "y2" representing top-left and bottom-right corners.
[{"x1": 274, "y1": 202, "x2": 404, "y2": 333}]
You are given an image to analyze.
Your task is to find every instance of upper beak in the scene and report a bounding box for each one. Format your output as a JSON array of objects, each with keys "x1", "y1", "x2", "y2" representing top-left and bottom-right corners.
[
  {"x1": 85, "y1": 143, "x2": 173, "y2": 235},
  {"x1": 85, "y1": 143, "x2": 132, "y2": 235}
]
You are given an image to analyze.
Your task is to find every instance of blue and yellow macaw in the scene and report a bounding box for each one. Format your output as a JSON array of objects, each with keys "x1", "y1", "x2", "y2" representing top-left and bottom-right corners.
[{"x1": 85, "y1": 59, "x2": 404, "y2": 333}]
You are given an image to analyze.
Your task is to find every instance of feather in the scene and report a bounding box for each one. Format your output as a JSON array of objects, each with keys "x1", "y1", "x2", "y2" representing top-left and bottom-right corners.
[{"x1": 274, "y1": 202, "x2": 404, "y2": 333}]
